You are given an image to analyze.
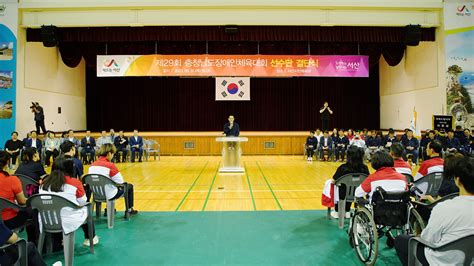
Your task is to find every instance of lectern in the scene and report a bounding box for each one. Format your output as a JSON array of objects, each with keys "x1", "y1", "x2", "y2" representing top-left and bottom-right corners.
[{"x1": 216, "y1": 137, "x2": 248, "y2": 173}]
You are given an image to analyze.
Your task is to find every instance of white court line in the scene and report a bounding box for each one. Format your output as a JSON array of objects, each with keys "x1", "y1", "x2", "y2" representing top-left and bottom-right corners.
[{"x1": 135, "y1": 189, "x2": 323, "y2": 193}]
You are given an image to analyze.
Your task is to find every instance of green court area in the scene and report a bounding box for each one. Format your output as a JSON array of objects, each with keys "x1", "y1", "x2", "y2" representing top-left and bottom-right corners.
[{"x1": 41, "y1": 210, "x2": 400, "y2": 265}]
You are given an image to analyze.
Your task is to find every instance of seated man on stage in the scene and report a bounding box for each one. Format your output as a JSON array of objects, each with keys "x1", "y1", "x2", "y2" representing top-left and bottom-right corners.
[
  {"x1": 223, "y1": 115, "x2": 240, "y2": 137},
  {"x1": 80, "y1": 130, "x2": 96, "y2": 164},
  {"x1": 129, "y1": 130, "x2": 143, "y2": 163},
  {"x1": 305, "y1": 131, "x2": 318, "y2": 161},
  {"x1": 114, "y1": 130, "x2": 129, "y2": 163},
  {"x1": 334, "y1": 129, "x2": 349, "y2": 162},
  {"x1": 402, "y1": 129, "x2": 419, "y2": 166},
  {"x1": 318, "y1": 131, "x2": 334, "y2": 161}
]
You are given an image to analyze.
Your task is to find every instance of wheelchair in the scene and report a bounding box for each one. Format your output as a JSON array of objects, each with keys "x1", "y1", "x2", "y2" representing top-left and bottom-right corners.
[{"x1": 348, "y1": 187, "x2": 425, "y2": 265}]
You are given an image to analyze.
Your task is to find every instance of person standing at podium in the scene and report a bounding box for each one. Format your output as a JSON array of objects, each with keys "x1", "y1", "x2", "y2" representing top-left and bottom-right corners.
[
  {"x1": 319, "y1": 101, "x2": 333, "y2": 131},
  {"x1": 223, "y1": 115, "x2": 240, "y2": 137}
]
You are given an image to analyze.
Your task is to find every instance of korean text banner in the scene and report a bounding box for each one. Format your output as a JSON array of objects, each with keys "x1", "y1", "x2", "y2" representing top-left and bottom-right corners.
[{"x1": 97, "y1": 55, "x2": 369, "y2": 78}]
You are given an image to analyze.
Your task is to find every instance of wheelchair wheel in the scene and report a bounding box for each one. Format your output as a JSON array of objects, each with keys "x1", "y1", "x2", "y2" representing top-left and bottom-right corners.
[
  {"x1": 407, "y1": 207, "x2": 425, "y2": 235},
  {"x1": 352, "y1": 207, "x2": 378, "y2": 265}
]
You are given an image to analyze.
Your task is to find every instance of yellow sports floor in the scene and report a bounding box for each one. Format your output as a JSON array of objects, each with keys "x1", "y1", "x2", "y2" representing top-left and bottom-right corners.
[{"x1": 80, "y1": 155, "x2": 388, "y2": 212}]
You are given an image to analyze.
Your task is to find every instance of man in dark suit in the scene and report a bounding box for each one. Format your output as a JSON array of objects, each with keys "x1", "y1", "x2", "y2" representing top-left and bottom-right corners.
[
  {"x1": 318, "y1": 131, "x2": 334, "y2": 161},
  {"x1": 80, "y1": 130, "x2": 96, "y2": 164},
  {"x1": 130, "y1": 129, "x2": 144, "y2": 162},
  {"x1": 223, "y1": 115, "x2": 240, "y2": 137},
  {"x1": 24, "y1": 131, "x2": 43, "y2": 153},
  {"x1": 114, "y1": 130, "x2": 129, "y2": 162}
]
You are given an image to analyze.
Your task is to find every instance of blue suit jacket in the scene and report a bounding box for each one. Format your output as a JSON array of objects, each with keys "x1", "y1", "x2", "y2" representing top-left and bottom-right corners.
[
  {"x1": 24, "y1": 138, "x2": 42, "y2": 151},
  {"x1": 129, "y1": 136, "x2": 143, "y2": 148}
]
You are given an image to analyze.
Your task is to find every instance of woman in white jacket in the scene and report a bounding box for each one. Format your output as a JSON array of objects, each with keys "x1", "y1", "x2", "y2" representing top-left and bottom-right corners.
[{"x1": 39, "y1": 158, "x2": 99, "y2": 246}]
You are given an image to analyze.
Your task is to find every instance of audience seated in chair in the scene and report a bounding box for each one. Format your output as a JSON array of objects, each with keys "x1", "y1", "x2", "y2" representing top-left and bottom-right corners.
[
  {"x1": 4, "y1": 131, "x2": 23, "y2": 169},
  {"x1": 355, "y1": 151, "x2": 408, "y2": 201},
  {"x1": 444, "y1": 129, "x2": 461, "y2": 155},
  {"x1": 402, "y1": 129, "x2": 419, "y2": 166},
  {"x1": 383, "y1": 128, "x2": 398, "y2": 152},
  {"x1": 350, "y1": 134, "x2": 366, "y2": 149},
  {"x1": 414, "y1": 152, "x2": 463, "y2": 221},
  {"x1": 414, "y1": 140, "x2": 444, "y2": 181},
  {"x1": 327, "y1": 146, "x2": 369, "y2": 219},
  {"x1": 390, "y1": 143, "x2": 412, "y2": 176},
  {"x1": 334, "y1": 129, "x2": 349, "y2": 162},
  {"x1": 60, "y1": 141, "x2": 83, "y2": 179},
  {"x1": 80, "y1": 131, "x2": 96, "y2": 164},
  {"x1": 394, "y1": 156, "x2": 474, "y2": 266},
  {"x1": 365, "y1": 130, "x2": 383, "y2": 161},
  {"x1": 318, "y1": 131, "x2": 334, "y2": 161},
  {"x1": 39, "y1": 158, "x2": 99, "y2": 246},
  {"x1": 15, "y1": 148, "x2": 46, "y2": 182},
  {"x1": 0, "y1": 221, "x2": 46, "y2": 266},
  {"x1": 96, "y1": 130, "x2": 112, "y2": 149},
  {"x1": 420, "y1": 130, "x2": 436, "y2": 161},
  {"x1": 129, "y1": 130, "x2": 144, "y2": 163},
  {"x1": 0, "y1": 151, "x2": 40, "y2": 246},
  {"x1": 44, "y1": 131, "x2": 60, "y2": 167},
  {"x1": 305, "y1": 131, "x2": 318, "y2": 161},
  {"x1": 114, "y1": 130, "x2": 129, "y2": 163},
  {"x1": 24, "y1": 131, "x2": 42, "y2": 154},
  {"x1": 88, "y1": 144, "x2": 138, "y2": 217}
]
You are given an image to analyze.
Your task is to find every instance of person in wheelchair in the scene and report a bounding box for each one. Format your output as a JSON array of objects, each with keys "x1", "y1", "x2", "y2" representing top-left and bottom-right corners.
[
  {"x1": 349, "y1": 151, "x2": 421, "y2": 265},
  {"x1": 354, "y1": 151, "x2": 408, "y2": 200},
  {"x1": 394, "y1": 156, "x2": 474, "y2": 266}
]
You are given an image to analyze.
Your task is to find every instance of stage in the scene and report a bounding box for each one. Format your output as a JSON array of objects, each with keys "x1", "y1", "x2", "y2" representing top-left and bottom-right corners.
[{"x1": 77, "y1": 131, "x2": 309, "y2": 155}]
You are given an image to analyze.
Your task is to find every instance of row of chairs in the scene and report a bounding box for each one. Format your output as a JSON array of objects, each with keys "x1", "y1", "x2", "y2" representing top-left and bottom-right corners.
[
  {"x1": 329, "y1": 172, "x2": 472, "y2": 265},
  {"x1": 0, "y1": 173, "x2": 130, "y2": 266}
]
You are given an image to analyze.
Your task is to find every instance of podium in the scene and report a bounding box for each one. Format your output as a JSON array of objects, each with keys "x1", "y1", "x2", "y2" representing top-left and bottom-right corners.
[{"x1": 216, "y1": 137, "x2": 248, "y2": 173}]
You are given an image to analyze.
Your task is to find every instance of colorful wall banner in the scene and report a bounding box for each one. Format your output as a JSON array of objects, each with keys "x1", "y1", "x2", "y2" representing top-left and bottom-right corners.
[
  {"x1": 0, "y1": 1, "x2": 18, "y2": 145},
  {"x1": 444, "y1": 2, "x2": 474, "y2": 129},
  {"x1": 97, "y1": 55, "x2": 369, "y2": 78}
]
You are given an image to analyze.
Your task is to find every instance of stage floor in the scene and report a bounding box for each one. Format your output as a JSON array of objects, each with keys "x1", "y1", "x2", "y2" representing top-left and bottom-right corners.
[{"x1": 81, "y1": 155, "x2": 384, "y2": 212}]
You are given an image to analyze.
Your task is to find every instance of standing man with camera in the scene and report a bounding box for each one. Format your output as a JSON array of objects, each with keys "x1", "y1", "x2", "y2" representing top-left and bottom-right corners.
[{"x1": 31, "y1": 102, "x2": 46, "y2": 134}]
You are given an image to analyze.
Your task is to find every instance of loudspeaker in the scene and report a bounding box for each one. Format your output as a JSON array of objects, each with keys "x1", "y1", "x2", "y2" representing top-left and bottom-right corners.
[
  {"x1": 404, "y1": 25, "x2": 421, "y2": 46},
  {"x1": 224, "y1": 26, "x2": 239, "y2": 35},
  {"x1": 40, "y1": 25, "x2": 59, "y2": 47}
]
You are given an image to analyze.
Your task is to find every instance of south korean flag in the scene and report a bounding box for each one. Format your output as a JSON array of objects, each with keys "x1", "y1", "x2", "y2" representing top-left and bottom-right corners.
[{"x1": 215, "y1": 77, "x2": 250, "y2": 101}]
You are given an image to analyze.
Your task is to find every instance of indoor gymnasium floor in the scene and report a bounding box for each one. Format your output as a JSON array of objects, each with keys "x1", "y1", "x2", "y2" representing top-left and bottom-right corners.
[{"x1": 40, "y1": 156, "x2": 405, "y2": 265}]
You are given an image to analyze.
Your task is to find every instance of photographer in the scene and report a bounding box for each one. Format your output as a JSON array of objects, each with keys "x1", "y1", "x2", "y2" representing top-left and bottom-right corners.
[{"x1": 30, "y1": 102, "x2": 46, "y2": 134}]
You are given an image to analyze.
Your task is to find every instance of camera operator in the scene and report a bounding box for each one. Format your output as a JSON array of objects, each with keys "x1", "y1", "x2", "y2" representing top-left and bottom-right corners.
[{"x1": 30, "y1": 102, "x2": 46, "y2": 134}]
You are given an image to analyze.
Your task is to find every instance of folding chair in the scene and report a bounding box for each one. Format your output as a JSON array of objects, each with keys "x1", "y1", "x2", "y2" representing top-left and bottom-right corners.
[
  {"x1": 27, "y1": 194, "x2": 94, "y2": 266},
  {"x1": 408, "y1": 234, "x2": 474, "y2": 266},
  {"x1": 145, "y1": 140, "x2": 161, "y2": 161},
  {"x1": 83, "y1": 174, "x2": 129, "y2": 229},
  {"x1": 0, "y1": 238, "x2": 28, "y2": 266},
  {"x1": 328, "y1": 173, "x2": 369, "y2": 229}
]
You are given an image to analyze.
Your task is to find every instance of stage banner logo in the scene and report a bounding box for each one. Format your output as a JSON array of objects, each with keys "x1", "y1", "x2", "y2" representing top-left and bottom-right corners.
[
  {"x1": 216, "y1": 77, "x2": 250, "y2": 101},
  {"x1": 0, "y1": 0, "x2": 18, "y2": 145},
  {"x1": 97, "y1": 55, "x2": 369, "y2": 78},
  {"x1": 444, "y1": 1, "x2": 474, "y2": 129}
]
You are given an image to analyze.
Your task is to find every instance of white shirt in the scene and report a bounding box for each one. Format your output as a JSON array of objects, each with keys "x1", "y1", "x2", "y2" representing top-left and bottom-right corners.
[
  {"x1": 31, "y1": 138, "x2": 37, "y2": 148},
  {"x1": 421, "y1": 196, "x2": 474, "y2": 265}
]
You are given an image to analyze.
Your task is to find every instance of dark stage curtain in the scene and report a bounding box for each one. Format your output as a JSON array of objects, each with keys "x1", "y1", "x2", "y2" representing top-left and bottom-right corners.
[
  {"x1": 85, "y1": 65, "x2": 380, "y2": 132},
  {"x1": 27, "y1": 26, "x2": 435, "y2": 43}
]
